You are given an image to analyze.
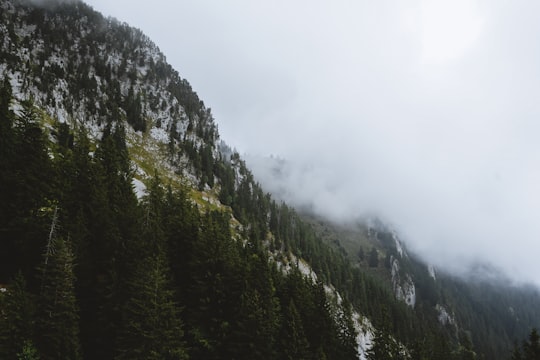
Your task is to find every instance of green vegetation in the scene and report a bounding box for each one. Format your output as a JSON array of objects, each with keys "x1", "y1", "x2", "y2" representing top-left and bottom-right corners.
[
  {"x1": 510, "y1": 329, "x2": 540, "y2": 360},
  {"x1": 0, "y1": 83, "x2": 361, "y2": 359}
]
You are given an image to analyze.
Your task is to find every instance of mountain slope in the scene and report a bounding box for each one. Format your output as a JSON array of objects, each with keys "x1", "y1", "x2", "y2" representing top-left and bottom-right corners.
[
  {"x1": 304, "y1": 216, "x2": 540, "y2": 359},
  {"x1": 0, "y1": 1, "x2": 539, "y2": 359}
]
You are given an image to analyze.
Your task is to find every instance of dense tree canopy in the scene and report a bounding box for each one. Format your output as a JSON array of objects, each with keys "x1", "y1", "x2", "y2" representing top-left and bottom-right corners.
[{"x1": 0, "y1": 84, "x2": 363, "y2": 359}]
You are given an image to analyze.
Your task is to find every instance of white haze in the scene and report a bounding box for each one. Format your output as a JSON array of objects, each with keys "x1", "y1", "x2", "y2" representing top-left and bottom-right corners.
[{"x1": 85, "y1": 0, "x2": 540, "y2": 286}]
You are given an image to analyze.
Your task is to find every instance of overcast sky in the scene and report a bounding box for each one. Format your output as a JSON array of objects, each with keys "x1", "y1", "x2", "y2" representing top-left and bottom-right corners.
[{"x1": 85, "y1": 0, "x2": 540, "y2": 286}]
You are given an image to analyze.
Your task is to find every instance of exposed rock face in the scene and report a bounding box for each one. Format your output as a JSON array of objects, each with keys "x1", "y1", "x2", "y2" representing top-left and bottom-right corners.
[
  {"x1": 390, "y1": 256, "x2": 416, "y2": 308},
  {"x1": 436, "y1": 304, "x2": 456, "y2": 326}
]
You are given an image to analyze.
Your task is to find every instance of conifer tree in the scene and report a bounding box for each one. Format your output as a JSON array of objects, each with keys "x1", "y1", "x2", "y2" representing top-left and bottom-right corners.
[
  {"x1": 0, "y1": 77, "x2": 14, "y2": 170},
  {"x1": 457, "y1": 332, "x2": 477, "y2": 360},
  {"x1": 280, "y1": 299, "x2": 310, "y2": 360},
  {"x1": 186, "y1": 210, "x2": 243, "y2": 359},
  {"x1": 0, "y1": 77, "x2": 16, "y2": 281},
  {"x1": 358, "y1": 247, "x2": 365, "y2": 261},
  {"x1": 1, "y1": 99, "x2": 53, "y2": 281},
  {"x1": 35, "y1": 222, "x2": 81, "y2": 360},
  {"x1": 366, "y1": 308, "x2": 401, "y2": 360},
  {"x1": 116, "y1": 252, "x2": 187, "y2": 360},
  {"x1": 508, "y1": 329, "x2": 540, "y2": 360},
  {"x1": 366, "y1": 328, "x2": 401, "y2": 360},
  {"x1": 306, "y1": 281, "x2": 336, "y2": 358},
  {"x1": 368, "y1": 247, "x2": 379, "y2": 268},
  {"x1": 510, "y1": 343, "x2": 523, "y2": 360},
  {"x1": 229, "y1": 251, "x2": 280, "y2": 359},
  {"x1": 336, "y1": 299, "x2": 359, "y2": 360},
  {"x1": 0, "y1": 273, "x2": 37, "y2": 359},
  {"x1": 233, "y1": 288, "x2": 268, "y2": 359},
  {"x1": 523, "y1": 328, "x2": 540, "y2": 360},
  {"x1": 88, "y1": 121, "x2": 141, "y2": 358},
  {"x1": 115, "y1": 175, "x2": 187, "y2": 359},
  {"x1": 163, "y1": 184, "x2": 200, "y2": 298}
]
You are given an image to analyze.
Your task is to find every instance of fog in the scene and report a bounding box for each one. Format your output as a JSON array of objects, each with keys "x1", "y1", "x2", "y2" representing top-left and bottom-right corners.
[{"x1": 85, "y1": 0, "x2": 540, "y2": 286}]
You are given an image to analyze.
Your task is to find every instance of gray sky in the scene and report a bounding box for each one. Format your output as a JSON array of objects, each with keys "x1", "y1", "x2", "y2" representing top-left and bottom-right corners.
[{"x1": 85, "y1": 0, "x2": 540, "y2": 286}]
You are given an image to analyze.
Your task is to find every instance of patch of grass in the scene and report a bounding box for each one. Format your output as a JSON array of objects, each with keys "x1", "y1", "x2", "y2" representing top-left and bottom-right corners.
[{"x1": 124, "y1": 125, "x2": 242, "y2": 238}]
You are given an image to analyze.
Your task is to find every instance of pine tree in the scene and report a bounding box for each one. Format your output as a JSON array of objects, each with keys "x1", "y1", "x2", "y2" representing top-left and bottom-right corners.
[
  {"x1": 0, "y1": 77, "x2": 16, "y2": 281},
  {"x1": 358, "y1": 247, "x2": 365, "y2": 261},
  {"x1": 116, "y1": 252, "x2": 187, "y2": 360},
  {"x1": 0, "y1": 273, "x2": 37, "y2": 359},
  {"x1": 61, "y1": 125, "x2": 118, "y2": 360},
  {"x1": 280, "y1": 299, "x2": 310, "y2": 360},
  {"x1": 336, "y1": 300, "x2": 359, "y2": 360},
  {"x1": 510, "y1": 342, "x2": 523, "y2": 360},
  {"x1": 368, "y1": 247, "x2": 379, "y2": 268},
  {"x1": 35, "y1": 221, "x2": 81, "y2": 360},
  {"x1": 366, "y1": 328, "x2": 401, "y2": 360},
  {"x1": 229, "y1": 251, "x2": 280, "y2": 359},
  {"x1": 186, "y1": 210, "x2": 243, "y2": 359},
  {"x1": 305, "y1": 281, "x2": 336, "y2": 358},
  {"x1": 366, "y1": 308, "x2": 401, "y2": 360},
  {"x1": 0, "y1": 76, "x2": 14, "y2": 175},
  {"x1": 523, "y1": 328, "x2": 540, "y2": 360},
  {"x1": 115, "y1": 175, "x2": 187, "y2": 359},
  {"x1": 163, "y1": 184, "x2": 200, "y2": 299},
  {"x1": 457, "y1": 332, "x2": 477, "y2": 360},
  {"x1": 509, "y1": 329, "x2": 540, "y2": 360},
  {"x1": 1, "y1": 98, "x2": 53, "y2": 282},
  {"x1": 87, "y1": 121, "x2": 141, "y2": 358}
]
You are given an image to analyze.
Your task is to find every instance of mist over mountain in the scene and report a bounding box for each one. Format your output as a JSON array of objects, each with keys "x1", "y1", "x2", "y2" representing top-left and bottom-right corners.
[
  {"x1": 85, "y1": 0, "x2": 540, "y2": 288},
  {"x1": 245, "y1": 149, "x2": 539, "y2": 287}
]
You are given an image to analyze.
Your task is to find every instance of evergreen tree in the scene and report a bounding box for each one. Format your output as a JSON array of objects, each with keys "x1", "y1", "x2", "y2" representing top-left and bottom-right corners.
[
  {"x1": 510, "y1": 343, "x2": 523, "y2": 360},
  {"x1": 56, "y1": 125, "x2": 120, "y2": 359},
  {"x1": 358, "y1": 246, "x2": 365, "y2": 261},
  {"x1": 279, "y1": 299, "x2": 310, "y2": 360},
  {"x1": 305, "y1": 281, "x2": 337, "y2": 358},
  {"x1": 86, "y1": 121, "x2": 141, "y2": 358},
  {"x1": 1, "y1": 99, "x2": 53, "y2": 282},
  {"x1": 125, "y1": 87, "x2": 145, "y2": 132},
  {"x1": 0, "y1": 77, "x2": 16, "y2": 281},
  {"x1": 366, "y1": 328, "x2": 402, "y2": 360},
  {"x1": 35, "y1": 226, "x2": 81, "y2": 360},
  {"x1": 115, "y1": 173, "x2": 187, "y2": 359},
  {"x1": 366, "y1": 308, "x2": 401, "y2": 360},
  {"x1": 0, "y1": 76, "x2": 14, "y2": 193},
  {"x1": 336, "y1": 300, "x2": 359, "y2": 360},
  {"x1": 523, "y1": 328, "x2": 540, "y2": 360},
  {"x1": 116, "y1": 252, "x2": 187, "y2": 360},
  {"x1": 368, "y1": 247, "x2": 379, "y2": 268},
  {"x1": 229, "y1": 251, "x2": 280, "y2": 359},
  {"x1": 185, "y1": 211, "x2": 242, "y2": 359},
  {"x1": 509, "y1": 329, "x2": 540, "y2": 360},
  {"x1": 0, "y1": 273, "x2": 37, "y2": 359},
  {"x1": 457, "y1": 332, "x2": 477, "y2": 360},
  {"x1": 163, "y1": 184, "x2": 200, "y2": 299}
]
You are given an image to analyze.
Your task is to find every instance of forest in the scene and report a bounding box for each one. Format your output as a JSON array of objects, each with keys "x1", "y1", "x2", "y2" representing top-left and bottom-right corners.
[{"x1": 0, "y1": 80, "x2": 361, "y2": 359}]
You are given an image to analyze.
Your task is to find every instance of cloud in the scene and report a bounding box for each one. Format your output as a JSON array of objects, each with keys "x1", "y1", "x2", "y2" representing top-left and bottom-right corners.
[{"x1": 86, "y1": 0, "x2": 540, "y2": 286}]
